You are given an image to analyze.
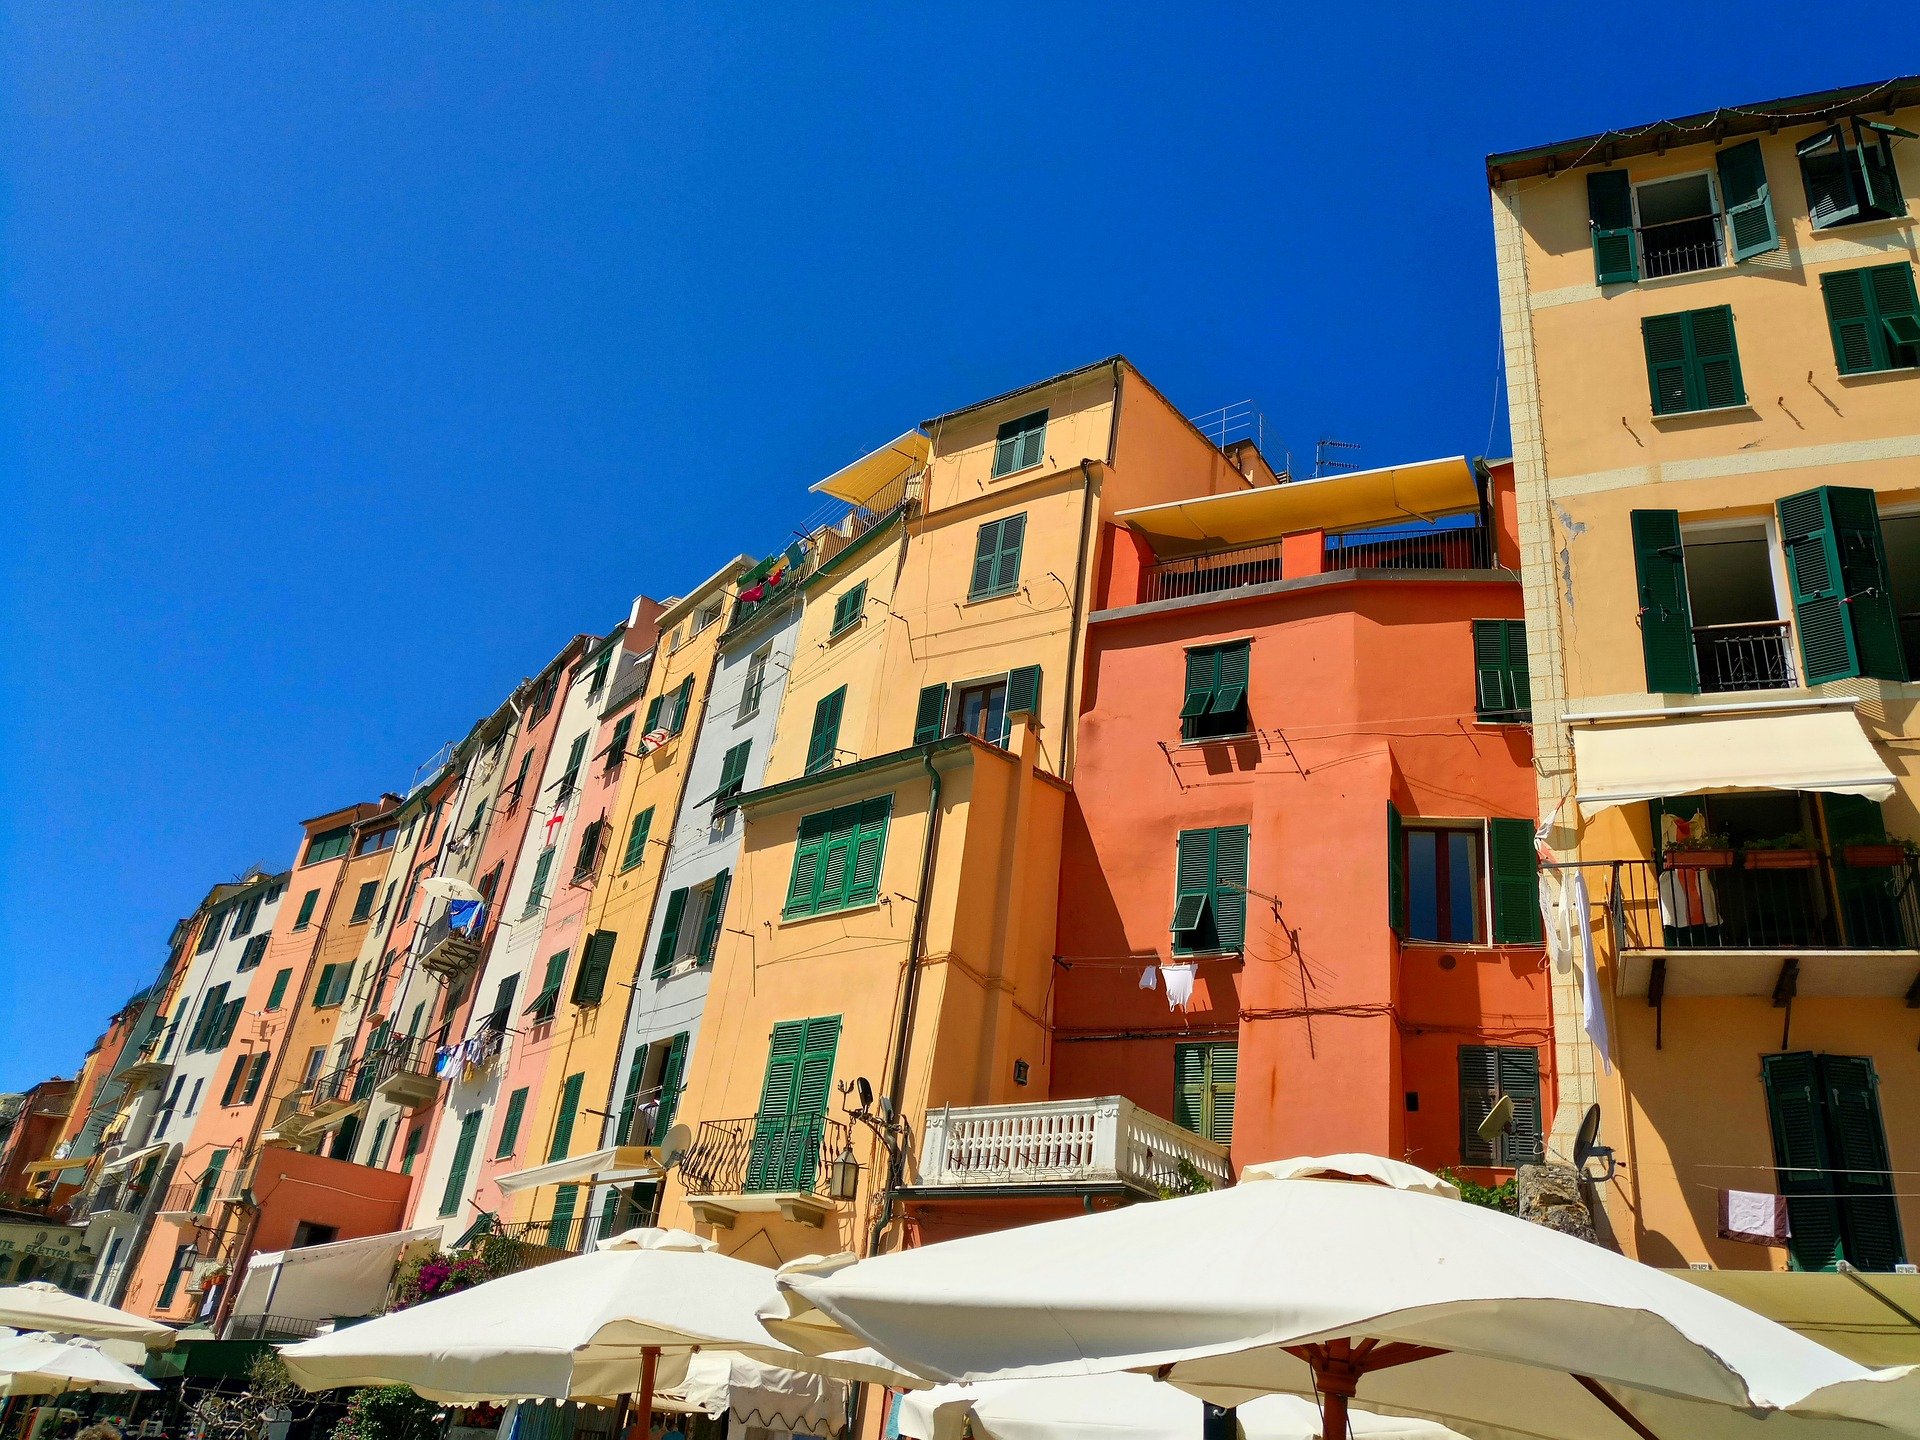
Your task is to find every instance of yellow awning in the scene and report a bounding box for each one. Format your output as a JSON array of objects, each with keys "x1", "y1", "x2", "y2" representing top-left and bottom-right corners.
[
  {"x1": 810, "y1": 431, "x2": 929, "y2": 506},
  {"x1": 1118, "y1": 456, "x2": 1478, "y2": 552},
  {"x1": 1572, "y1": 703, "x2": 1896, "y2": 818},
  {"x1": 1671, "y1": 1269, "x2": 1920, "y2": 1367},
  {"x1": 21, "y1": 1157, "x2": 87, "y2": 1174}
]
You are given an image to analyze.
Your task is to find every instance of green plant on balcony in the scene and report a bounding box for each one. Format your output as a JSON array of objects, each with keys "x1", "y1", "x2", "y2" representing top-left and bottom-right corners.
[
  {"x1": 1154, "y1": 1157, "x2": 1219, "y2": 1200},
  {"x1": 1662, "y1": 830, "x2": 1733, "y2": 869},
  {"x1": 1741, "y1": 830, "x2": 1821, "y2": 870},
  {"x1": 1437, "y1": 1167, "x2": 1519, "y2": 1214},
  {"x1": 1842, "y1": 835, "x2": 1920, "y2": 868},
  {"x1": 392, "y1": 1248, "x2": 507, "y2": 1309},
  {"x1": 332, "y1": 1386, "x2": 441, "y2": 1440}
]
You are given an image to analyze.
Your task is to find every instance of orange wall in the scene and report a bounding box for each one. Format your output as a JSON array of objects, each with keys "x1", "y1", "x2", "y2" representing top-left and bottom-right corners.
[{"x1": 1062, "y1": 572, "x2": 1551, "y2": 1175}]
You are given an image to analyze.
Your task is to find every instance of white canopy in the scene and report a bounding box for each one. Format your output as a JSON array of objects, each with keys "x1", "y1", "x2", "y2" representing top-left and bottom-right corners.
[
  {"x1": 899, "y1": 1373, "x2": 1463, "y2": 1440},
  {"x1": 281, "y1": 1228, "x2": 911, "y2": 1409},
  {"x1": 769, "y1": 1160, "x2": 1920, "y2": 1440},
  {"x1": 493, "y1": 1145, "x2": 659, "y2": 1195},
  {"x1": 655, "y1": 1352, "x2": 844, "y2": 1434},
  {"x1": 0, "y1": 1282, "x2": 174, "y2": 1348},
  {"x1": 1241, "y1": 1154, "x2": 1459, "y2": 1199},
  {"x1": 0, "y1": 1334, "x2": 157, "y2": 1396},
  {"x1": 1571, "y1": 705, "x2": 1896, "y2": 817},
  {"x1": 228, "y1": 1226, "x2": 441, "y2": 1329}
]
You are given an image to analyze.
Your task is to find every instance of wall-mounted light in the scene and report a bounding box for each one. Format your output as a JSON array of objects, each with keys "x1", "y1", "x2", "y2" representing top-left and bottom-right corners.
[
  {"x1": 1013, "y1": 1060, "x2": 1030, "y2": 1087},
  {"x1": 828, "y1": 1144, "x2": 861, "y2": 1204}
]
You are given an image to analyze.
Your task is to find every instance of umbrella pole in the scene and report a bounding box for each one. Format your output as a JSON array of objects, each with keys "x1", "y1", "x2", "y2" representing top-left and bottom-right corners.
[
  {"x1": 636, "y1": 1347, "x2": 659, "y2": 1440},
  {"x1": 1571, "y1": 1377, "x2": 1665, "y2": 1440}
]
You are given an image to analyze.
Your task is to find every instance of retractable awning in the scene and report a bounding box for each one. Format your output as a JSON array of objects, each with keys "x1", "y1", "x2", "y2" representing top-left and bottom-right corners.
[
  {"x1": 1572, "y1": 703, "x2": 1896, "y2": 818},
  {"x1": 228, "y1": 1226, "x2": 441, "y2": 1327},
  {"x1": 1672, "y1": 1270, "x2": 1920, "y2": 1368},
  {"x1": 98, "y1": 1141, "x2": 172, "y2": 1176},
  {"x1": 809, "y1": 431, "x2": 929, "y2": 506},
  {"x1": 21, "y1": 1158, "x2": 88, "y2": 1175},
  {"x1": 493, "y1": 1144, "x2": 662, "y2": 1196}
]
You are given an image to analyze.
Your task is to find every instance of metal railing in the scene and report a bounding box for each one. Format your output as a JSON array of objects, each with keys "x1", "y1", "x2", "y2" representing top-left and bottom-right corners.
[
  {"x1": 478, "y1": 1213, "x2": 602, "y2": 1271},
  {"x1": 1639, "y1": 216, "x2": 1724, "y2": 278},
  {"x1": 1324, "y1": 519, "x2": 1493, "y2": 571},
  {"x1": 918, "y1": 1097, "x2": 1232, "y2": 1193},
  {"x1": 847, "y1": 470, "x2": 915, "y2": 536},
  {"x1": 1595, "y1": 855, "x2": 1920, "y2": 952},
  {"x1": 679, "y1": 1115, "x2": 851, "y2": 1197},
  {"x1": 1144, "y1": 541, "x2": 1285, "y2": 603},
  {"x1": 1186, "y1": 400, "x2": 1268, "y2": 453},
  {"x1": 224, "y1": 1313, "x2": 322, "y2": 1341},
  {"x1": 420, "y1": 911, "x2": 484, "y2": 978},
  {"x1": 1694, "y1": 620, "x2": 1796, "y2": 692}
]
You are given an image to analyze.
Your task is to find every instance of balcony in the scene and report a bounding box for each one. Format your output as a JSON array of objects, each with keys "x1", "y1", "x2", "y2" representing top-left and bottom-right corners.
[
  {"x1": 1324, "y1": 519, "x2": 1493, "y2": 572},
  {"x1": 1586, "y1": 854, "x2": 1920, "y2": 1000},
  {"x1": 306, "y1": 1064, "x2": 362, "y2": 1124},
  {"x1": 224, "y1": 1313, "x2": 322, "y2": 1341},
  {"x1": 117, "y1": 1047, "x2": 171, "y2": 1092},
  {"x1": 679, "y1": 1115, "x2": 852, "y2": 1229},
  {"x1": 369, "y1": 1037, "x2": 441, "y2": 1112},
  {"x1": 1694, "y1": 621, "x2": 1796, "y2": 693},
  {"x1": 419, "y1": 911, "x2": 484, "y2": 981},
  {"x1": 915, "y1": 1097, "x2": 1232, "y2": 1198},
  {"x1": 153, "y1": 1181, "x2": 215, "y2": 1226},
  {"x1": 1638, "y1": 214, "x2": 1724, "y2": 279},
  {"x1": 1144, "y1": 541, "x2": 1285, "y2": 604}
]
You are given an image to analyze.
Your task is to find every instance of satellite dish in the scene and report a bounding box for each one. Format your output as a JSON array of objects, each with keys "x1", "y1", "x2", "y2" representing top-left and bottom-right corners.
[
  {"x1": 855, "y1": 1077, "x2": 874, "y2": 1111},
  {"x1": 1573, "y1": 1103, "x2": 1618, "y2": 1182},
  {"x1": 660, "y1": 1124, "x2": 692, "y2": 1167},
  {"x1": 1475, "y1": 1094, "x2": 1514, "y2": 1146}
]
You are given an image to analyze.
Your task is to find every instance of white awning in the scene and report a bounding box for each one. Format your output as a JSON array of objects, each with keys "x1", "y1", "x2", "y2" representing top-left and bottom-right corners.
[
  {"x1": 98, "y1": 1141, "x2": 172, "y2": 1176},
  {"x1": 493, "y1": 1145, "x2": 661, "y2": 1196},
  {"x1": 229, "y1": 1226, "x2": 441, "y2": 1326},
  {"x1": 1573, "y1": 704, "x2": 1897, "y2": 818}
]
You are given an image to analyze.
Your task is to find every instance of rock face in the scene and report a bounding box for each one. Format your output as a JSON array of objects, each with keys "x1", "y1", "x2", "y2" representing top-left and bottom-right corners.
[{"x1": 1517, "y1": 1162, "x2": 1597, "y2": 1242}]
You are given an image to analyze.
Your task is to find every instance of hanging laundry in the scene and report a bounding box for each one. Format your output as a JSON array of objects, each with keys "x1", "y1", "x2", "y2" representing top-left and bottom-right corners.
[
  {"x1": 448, "y1": 899, "x2": 484, "y2": 935},
  {"x1": 433, "y1": 1046, "x2": 460, "y2": 1079},
  {"x1": 544, "y1": 811, "x2": 566, "y2": 846},
  {"x1": 1719, "y1": 1189, "x2": 1790, "y2": 1245},
  {"x1": 1138, "y1": 966, "x2": 1158, "y2": 991},
  {"x1": 1657, "y1": 806, "x2": 1722, "y2": 929},
  {"x1": 1571, "y1": 870, "x2": 1611, "y2": 1075},
  {"x1": 1160, "y1": 962, "x2": 1197, "y2": 1010},
  {"x1": 737, "y1": 581, "x2": 767, "y2": 605},
  {"x1": 1539, "y1": 872, "x2": 1569, "y2": 972}
]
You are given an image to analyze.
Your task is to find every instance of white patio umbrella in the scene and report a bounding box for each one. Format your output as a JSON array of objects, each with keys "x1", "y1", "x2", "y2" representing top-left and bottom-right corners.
[
  {"x1": 421, "y1": 877, "x2": 486, "y2": 904},
  {"x1": 281, "y1": 1228, "x2": 913, "y2": 1417},
  {"x1": 653, "y1": 1352, "x2": 845, "y2": 1435},
  {"x1": 769, "y1": 1157, "x2": 1920, "y2": 1440},
  {"x1": 0, "y1": 1283, "x2": 174, "y2": 1348},
  {"x1": 0, "y1": 1334, "x2": 158, "y2": 1396},
  {"x1": 899, "y1": 1372, "x2": 1463, "y2": 1440}
]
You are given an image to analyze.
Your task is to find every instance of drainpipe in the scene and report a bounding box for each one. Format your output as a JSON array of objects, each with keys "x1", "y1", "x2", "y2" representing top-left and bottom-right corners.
[
  {"x1": 1062, "y1": 460, "x2": 1102, "y2": 783},
  {"x1": 867, "y1": 748, "x2": 944, "y2": 1257}
]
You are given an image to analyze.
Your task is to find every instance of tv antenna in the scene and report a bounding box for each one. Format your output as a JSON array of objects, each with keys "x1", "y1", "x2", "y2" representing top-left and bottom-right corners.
[{"x1": 1314, "y1": 438, "x2": 1360, "y2": 477}]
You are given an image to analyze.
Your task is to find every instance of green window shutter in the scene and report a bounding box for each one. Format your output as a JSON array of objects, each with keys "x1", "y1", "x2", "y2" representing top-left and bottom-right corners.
[
  {"x1": 1779, "y1": 486, "x2": 1906, "y2": 684},
  {"x1": 220, "y1": 1055, "x2": 248, "y2": 1107},
  {"x1": 696, "y1": 870, "x2": 731, "y2": 965},
  {"x1": 1203, "y1": 1044, "x2": 1236, "y2": 1146},
  {"x1": 717, "y1": 742, "x2": 751, "y2": 806},
  {"x1": 817, "y1": 817, "x2": 855, "y2": 909},
  {"x1": 622, "y1": 807, "x2": 654, "y2": 871},
  {"x1": 653, "y1": 888, "x2": 690, "y2": 975},
  {"x1": 311, "y1": 965, "x2": 333, "y2": 1008},
  {"x1": 1585, "y1": 170, "x2": 1638, "y2": 285},
  {"x1": 329, "y1": 965, "x2": 352, "y2": 1006},
  {"x1": 1172, "y1": 829, "x2": 1217, "y2": 955},
  {"x1": 1213, "y1": 825, "x2": 1249, "y2": 951},
  {"x1": 571, "y1": 929, "x2": 616, "y2": 1005},
  {"x1": 239, "y1": 935, "x2": 267, "y2": 971},
  {"x1": 1687, "y1": 306, "x2": 1745, "y2": 410},
  {"x1": 785, "y1": 812, "x2": 835, "y2": 918},
  {"x1": 1458, "y1": 1045, "x2": 1499, "y2": 1164},
  {"x1": 294, "y1": 889, "x2": 319, "y2": 929},
  {"x1": 607, "y1": 715, "x2": 634, "y2": 768},
  {"x1": 350, "y1": 881, "x2": 376, "y2": 923},
  {"x1": 1181, "y1": 647, "x2": 1219, "y2": 721},
  {"x1": 1489, "y1": 818, "x2": 1543, "y2": 945},
  {"x1": 440, "y1": 1111, "x2": 481, "y2": 1217},
  {"x1": 1824, "y1": 265, "x2": 1882, "y2": 375},
  {"x1": 1715, "y1": 139, "x2": 1779, "y2": 262},
  {"x1": 671, "y1": 677, "x2": 695, "y2": 734},
  {"x1": 616, "y1": 1048, "x2": 647, "y2": 1144},
  {"x1": 1473, "y1": 621, "x2": 1513, "y2": 720},
  {"x1": 805, "y1": 687, "x2": 846, "y2": 775},
  {"x1": 970, "y1": 520, "x2": 1001, "y2": 598},
  {"x1": 1174, "y1": 1044, "x2": 1207, "y2": 1138},
  {"x1": 832, "y1": 582, "x2": 867, "y2": 636},
  {"x1": 993, "y1": 514, "x2": 1026, "y2": 595},
  {"x1": 546, "y1": 1183, "x2": 578, "y2": 1248},
  {"x1": 1210, "y1": 642, "x2": 1249, "y2": 717},
  {"x1": 524, "y1": 847, "x2": 555, "y2": 916},
  {"x1": 643, "y1": 693, "x2": 664, "y2": 732},
  {"x1": 1629, "y1": 510, "x2": 1700, "y2": 693},
  {"x1": 496, "y1": 1088, "x2": 528, "y2": 1157},
  {"x1": 1006, "y1": 664, "x2": 1042, "y2": 717},
  {"x1": 216, "y1": 999, "x2": 242, "y2": 1047},
  {"x1": 1798, "y1": 126, "x2": 1862, "y2": 229},
  {"x1": 653, "y1": 1032, "x2": 691, "y2": 1144},
  {"x1": 1504, "y1": 622, "x2": 1532, "y2": 720},
  {"x1": 913, "y1": 683, "x2": 949, "y2": 745},
  {"x1": 1387, "y1": 803, "x2": 1407, "y2": 935},
  {"x1": 1763, "y1": 1052, "x2": 1845, "y2": 1271},
  {"x1": 265, "y1": 969, "x2": 291, "y2": 1010},
  {"x1": 1495, "y1": 1047, "x2": 1542, "y2": 1165},
  {"x1": 240, "y1": 1051, "x2": 268, "y2": 1105},
  {"x1": 1828, "y1": 486, "x2": 1907, "y2": 681},
  {"x1": 1819, "y1": 1055, "x2": 1906, "y2": 1270},
  {"x1": 192, "y1": 1150, "x2": 228, "y2": 1214},
  {"x1": 746, "y1": 1021, "x2": 806, "y2": 1191},
  {"x1": 549, "y1": 1072, "x2": 585, "y2": 1161},
  {"x1": 1642, "y1": 313, "x2": 1692, "y2": 415},
  {"x1": 992, "y1": 411, "x2": 1047, "y2": 477},
  {"x1": 1874, "y1": 264, "x2": 1920, "y2": 354},
  {"x1": 844, "y1": 799, "x2": 891, "y2": 908},
  {"x1": 1017, "y1": 413, "x2": 1047, "y2": 470}
]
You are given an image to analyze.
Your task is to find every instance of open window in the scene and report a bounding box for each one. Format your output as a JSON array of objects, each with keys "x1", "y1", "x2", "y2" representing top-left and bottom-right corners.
[
  {"x1": 1679, "y1": 519, "x2": 1796, "y2": 692},
  {"x1": 1879, "y1": 507, "x2": 1920, "y2": 676},
  {"x1": 1798, "y1": 119, "x2": 1915, "y2": 230},
  {"x1": 1634, "y1": 171, "x2": 1723, "y2": 278}
]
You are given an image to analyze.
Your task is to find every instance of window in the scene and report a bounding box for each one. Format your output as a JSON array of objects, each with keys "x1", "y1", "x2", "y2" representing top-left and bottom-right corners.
[
  {"x1": 1402, "y1": 826, "x2": 1483, "y2": 944},
  {"x1": 349, "y1": 881, "x2": 378, "y2": 923},
  {"x1": 1181, "y1": 642, "x2": 1251, "y2": 742},
  {"x1": 572, "y1": 929, "x2": 617, "y2": 1005},
  {"x1": 745, "y1": 1015, "x2": 841, "y2": 1191},
  {"x1": 991, "y1": 410, "x2": 1047, "y2": 478},
  {"x1": 1172, "y1": 826, "x2": 1249, "y2": 955},
  {"x1": 692, "y1": 599, "x2": 723, "y2": 637},
  {"x1": 301, "y1": 1046, "x2": 326, "y2": 1087},
  {"x1": 969, "y1": 514, "x2": 1026, "y2": 600},
  {"x1": 264, "y1": 968, "x2": 292, "y2": 1011},
  {"x1": 355, "y1": 826, "x2": 398, "y2": 857},
  {"x1": 653, "y1": 870, "x2": 732, "y2": 975},
  {"x1": 304, "y1": 826, "x2": 352, "y2": 865},
  {"x1": 1471, "y1": 621, "x2": 1531, "y2": 722},
  {"x1": 313, "y1": 964, "x2": 351, "y2": 1008},
  {"x1": 237, "y1": 934, "x2": 268, "y2": 972},
  {"x1": 651, "y1": 1033, "x2": 690, "y2": 1146},
  {"x1": 1821, "y1": 263, "x2": 1920, "y2": 376},
  {"x1": 740, "y1": 647, "x2": 771, "y2": 719},
  {"x1": 188, "y1": 984, "x2": 231, "y2": 1051},
  {"x1": 219, "y1": 1055, "x2": 248, "y2": 1108},
  {"x1": 912, "y1": 668, "x2": 1040, "y2": 746},
  {"x1": 586, "y1": 647, "x2": 613, "y2": 699},
  {"x1": 293, "y1": 888, "x2": 320, "y2": 930},
  {"x1": 549, "y1": 1072, "x2": 586, "y2": 1162},
  {"x1": 715, "y1": 741, "x2": 751, "y2": 809},
  {"x1": 526, "y1": 949, "x2": 569, "y2": 1025},
  {"x1": 805, "y1": 687, "x2": 847, "y2": 774},
  {"x1": 1764, "y1": 1052, "x2": 1904, "y2": 1271},
  {"x1": 1642, "y1": 307, "x2": 1745, "y2": 415},
  {"x1": 1629, "y1": 513, "x2": 1799, "y2": 695},
  {"x1": 523, "y1": 847, "x2": 556, "y2": 917},
  {"x1": 604, "y1": 714, "x2": 634, "y2": 774},
  {"x1": 1797, "y1": 118, "x2": 1913, "y2": 231},
  {"x1": 572, "y1": 819, "x2": 605, "y2": 883},
  {"x1": 622, "y1": 807, "x2": 656, "y2": 872},
  {"x1": 1584, "y1": 142, "x2": 1778, "y2": 285},
  {"x1": 440, "y1": 1111, "x2": 483, "y2": 1217},
  {"x1": 400, "y1": 1126, "x2": 423, "y2": 1175},
  {"x1": 157, "y1": 1244, "x2": 194, "y2": 1310},
  {"x1": 647, "y1": 676, "x2": 696, "y2": 735},
  {"x1": 784, "y1": 799, "x2": 889, "y2": 919},
  {"x1": 507, "y1": 750, "x2": 534, "y2": 809},
  {"x1": 954, "y1": 680, "x2": 1008, "y2": 748},
  {"x1": 496, "y1": 1088, "x2": 529, "y2": 1158},
  {"x1": 1778, "y1": 486, "x2": 1907, "y2": 685},
  {"x1": 1634, "y1": 171, "x2": 1724, "y2": 277},
  {"x1": 830, "y1": 582, "x2": 867, "y2": 638},
  {"x1": 197, "y1": 911, "x2": 224, "y2": 953},
  {"x1": 1175, "y1": 1043, "x2": 1237, "y2": 1146},
  {"x1": 231, "y1": 893, "x2": 262, "y2": 937},
  {"x1": 556, "y1": 732, "x2": 590, "y2": 800},
  {"x1": 1388, "y1": 813, "x2": 1539, "y2": 946},
  {"x1": 1459, "y1": 1045, "x2": 1542, "y2": 1166},
  {"x1": 240, "y1": 1051, "x2": 268, "y2": 1105}
]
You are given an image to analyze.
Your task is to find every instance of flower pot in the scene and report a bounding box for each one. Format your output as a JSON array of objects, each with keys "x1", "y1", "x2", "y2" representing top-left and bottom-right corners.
[
  {"x1": 1666, "y1": 849, "x2": 1735, "y2": 870},
  {"x1": 1744, "y1": 849, "x2": 1819, "y2": 870},
  {"x1": 1842, "y1": 843, "x2": 1909, "y2": 868}
]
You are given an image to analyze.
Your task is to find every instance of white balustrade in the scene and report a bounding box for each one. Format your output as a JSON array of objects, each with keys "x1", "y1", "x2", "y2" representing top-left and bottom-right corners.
[{"x1": 918, "y1": 1096, "x2": 1231, "y2": 1193}]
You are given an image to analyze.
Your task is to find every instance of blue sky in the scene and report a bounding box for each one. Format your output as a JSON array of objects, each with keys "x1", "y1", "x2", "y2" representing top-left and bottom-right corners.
[{"x1": 2, "y1": 5, "x2": 1913, "y2": 1088}]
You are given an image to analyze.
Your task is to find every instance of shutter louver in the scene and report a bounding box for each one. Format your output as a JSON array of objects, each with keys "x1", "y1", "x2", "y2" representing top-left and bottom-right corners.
[
  {"x1": 1174, "y1": 1044, "x2": 1206, "y2": 1135},
  {"x1": 440, "y1": 1112, "x2": 482, "y2": 1218},
  {"x1": 1586, "y1": 170, "x2": 1638, "y2": 285},
  {"x1": 696, "y1": 870, "x2": 731, "y2": 965},
  {"x1": 1763, "y1": 1052, "x2": 1846, "y2": 1271},
  {"x1": 1489, "y1": 818, "x2": 1543, "y2": 945},
  {"x1": 549, "y1": 1072, "x2": 584, "y2": 1161},
  {"x1": 1174, "y1": 829, "x2": 1218, "y2": 954},
  {"x1": 1799, "y1": 126, "x2": 1863, "y2": 229},
  {"x1": 1006, "y1": 664, "x2": 1042, "y2": 717},
  {"x1": 747, "y1": 1021, "x2": 805, "y2": 1191},
  {"x1": 846, "y1": 801, "x2": 889, "y2": 906},
  {"x1": 1210, "y1": 643, "x2": 1249, "y2": 715},
  {"x1": 970, "y1": 521, "x2": 1002, "y2": 599},
  {"x1": 805, "y1": 688, "x2": 846, "y2": 775},
  {"x1": 653, "y1": 1032, "x2": 690, "y2": 1145},
  {"x1": 1630, "y1": 510, "x2": 1700, "y2": 693},
  {"x1": 1458, "y1": 1045, "x2": 1500, "y2": 1164},
  {"x1": 1213, "y1": 825, "x2": 1249, "y2": 950},
  {"x1": 623, "y1": 808, "x2": 654, "y2": 870},
  {"x1": 1473, "y1": 621, "x2": 1509, "y2": 718},
  {"x1": 1873, "y1": 264, "x2": 1920, "y2": 355},
  {"x1": 571, "y1": 929, "x2": 616, "y2": 1005},
  {"x1": 1820, "y1": 1055, "x2": 1906, "y2": 1270},
  {"x1": 1642, "y1": 313, "x2": 1692, "y2": 415},
  {"x1": 1822, "y1": 268, "x2": 1879, "y2": 374},
  {"x1": 1206, "y1": 1044, "x2": 1237, "y2": 1147},
  {"x1": 1688, "y1": 306, "x2": 1745, "y2": 410},
  {"x1": 913, "y1": 684, "x2": 948, "y2": 744},
  {"x1": 496, "y1": 1089, "x2": 527, "y2": 1158},
  {"x1": 1496, "y1": 1047, "x2": 1542, "y2": 1165},
  {"x1": 1182, "y1": 649, "x2": 1218, "y2": 719},
  {"x1": 1387, "y1": 803, "x2": 1407, "y2": 935},
  {"x1": 1715, "y1": 140, "x2": 1779, "y2": 261},
  {"x1": 653, "y1": 889, "x2": 689, "y2": 975}
]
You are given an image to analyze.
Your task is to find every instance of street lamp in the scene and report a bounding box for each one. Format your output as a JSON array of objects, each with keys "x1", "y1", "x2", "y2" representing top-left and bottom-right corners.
[{"x1": 827, "y1": 1143, "x2": 861, "y2": 1203}]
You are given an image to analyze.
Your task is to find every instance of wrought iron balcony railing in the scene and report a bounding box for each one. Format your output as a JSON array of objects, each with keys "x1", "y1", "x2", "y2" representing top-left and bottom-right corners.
[
  {"x1": 1598, "y1": 854, "x2": 1920, "y2": 953},
  {"x1": 1144, "y1": 541, "x2": 1285, "y2": 603},
  {"x1": 1324, "y1": 519, "x2": 1493, "y2": 572},
  {"x1": 678, "y1": 1115, "x2": 850, "y2": 1198},
  {"x1": 1693, "y1": 620, "x2": 1796, "y2": 693}
]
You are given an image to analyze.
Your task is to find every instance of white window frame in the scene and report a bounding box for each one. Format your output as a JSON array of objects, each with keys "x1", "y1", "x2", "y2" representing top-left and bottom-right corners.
[{"x1": 1629, "y1": 168, "x2": 1727, "y2": 280}]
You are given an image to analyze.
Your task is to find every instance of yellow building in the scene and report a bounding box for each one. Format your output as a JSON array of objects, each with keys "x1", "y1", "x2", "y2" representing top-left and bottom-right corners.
[
  {"x1": 1490, "y1": 76, "x2": 1920, "y2": 1272},
  {"x1": 659, "y1": 358, "x2": 1256, "y2": 1261}
]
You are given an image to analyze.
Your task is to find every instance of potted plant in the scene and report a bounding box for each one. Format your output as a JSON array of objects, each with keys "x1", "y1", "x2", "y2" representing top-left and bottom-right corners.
[
  {"x1": 1664, "y1": 831, "x2": 1735, "y2": 869},
  {"x1": 1742, "y1": 831, "x2": 1821, "y2": 870},
  {"x1": 1841, "y1": 835, "x2": 1918, "y2": 868}
]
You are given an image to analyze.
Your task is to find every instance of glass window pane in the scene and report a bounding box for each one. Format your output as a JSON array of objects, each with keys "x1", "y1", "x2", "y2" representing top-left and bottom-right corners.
[
  {"x1": 1407, "y1": 830, "x2": 1439, "y2": 941},
  {"x1": 1447, "y1": 831, "x2": 1481, "y2": 943}
]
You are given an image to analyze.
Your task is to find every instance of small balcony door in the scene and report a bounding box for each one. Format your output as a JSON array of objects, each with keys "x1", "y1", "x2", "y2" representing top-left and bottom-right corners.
[{"x1": 1678, "y1": 519, "x2": 1796, "y2": 693}]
